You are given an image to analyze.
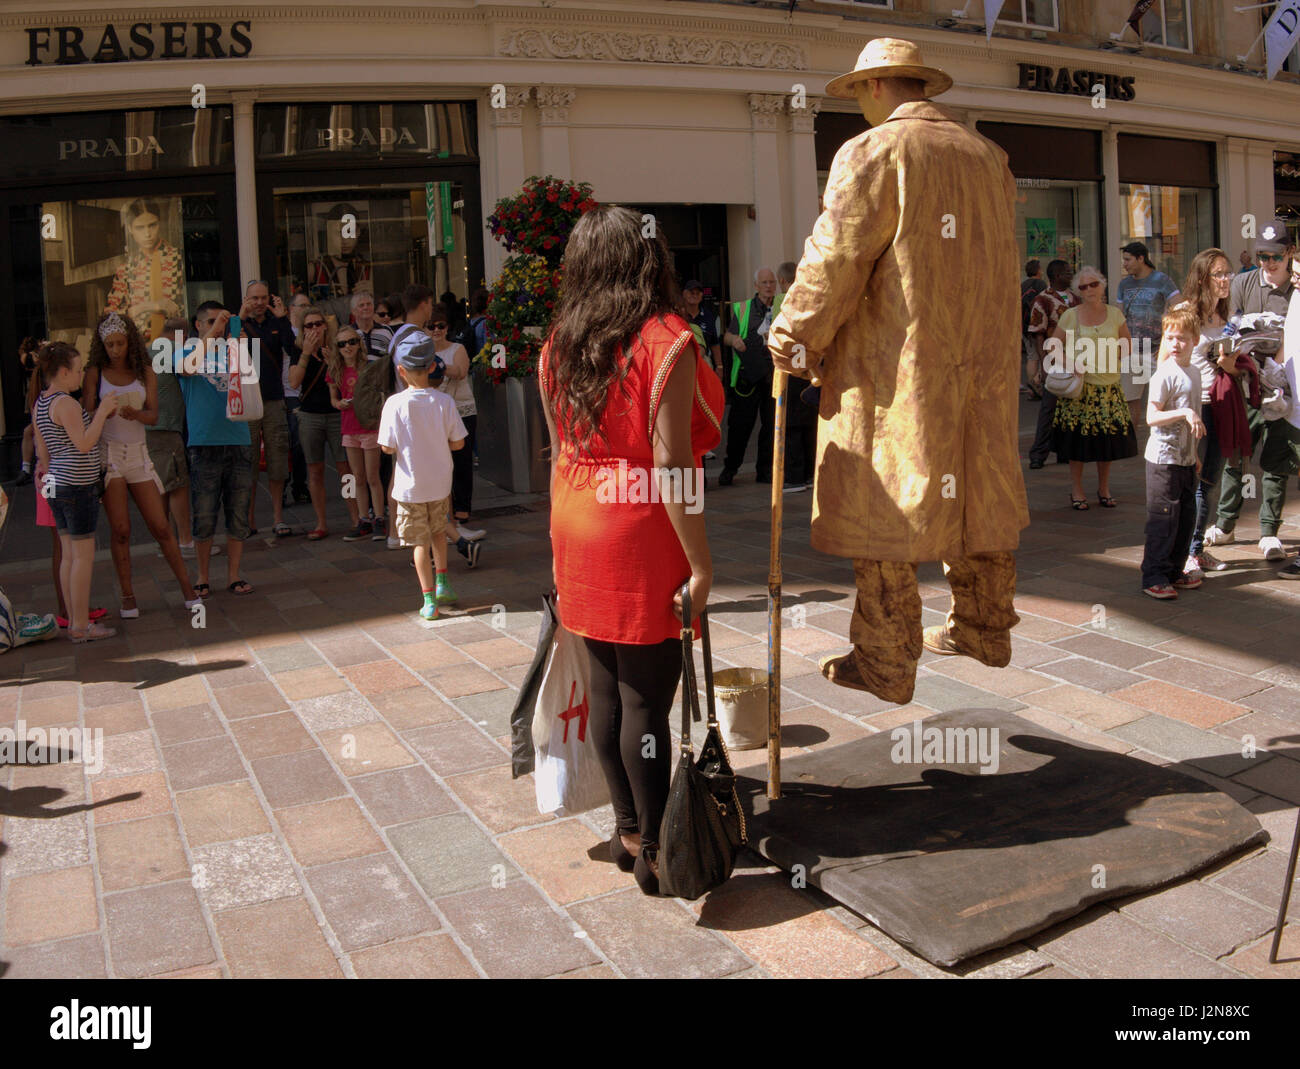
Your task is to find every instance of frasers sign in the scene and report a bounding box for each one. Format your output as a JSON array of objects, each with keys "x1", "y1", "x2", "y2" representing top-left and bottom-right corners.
[
  {"x1": 1017, "y1": 63, "x2": 1136, "y2": 102},
  {"x1": 25, "y1": 21, "x2": 252, "y2": 65}
]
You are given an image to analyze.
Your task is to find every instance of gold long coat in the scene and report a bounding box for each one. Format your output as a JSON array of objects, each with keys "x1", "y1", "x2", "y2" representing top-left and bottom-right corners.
[{"x1": 769, "y1": 100, "x2": 1030, "y2": 562}]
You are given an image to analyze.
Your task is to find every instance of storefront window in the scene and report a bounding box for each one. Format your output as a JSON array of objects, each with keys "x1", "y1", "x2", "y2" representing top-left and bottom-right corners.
[
  {"x1": 1013, "y1": 179, "x2": 1100, "y2": 275},
  {"x1": 1118, "y1": 184, "x2": 1214, "y2": 285},
  {"x1": 256, "y1": 103, "x2": 476, "y2": 163},
  {"x1": 271, "y1": 181, "x2": 471, "y2": 321},
  {"x1": 39, "y1": 192, "x2": 224, "y2": 350}
]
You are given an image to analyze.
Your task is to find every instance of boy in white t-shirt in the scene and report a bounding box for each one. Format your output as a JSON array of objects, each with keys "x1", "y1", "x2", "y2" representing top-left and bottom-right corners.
[
  {"x1": 379, "y1": 334, "x2": 467, "y2": 620},
  {"x1": 1141, "y1": 306, "x2": 1206, "y2": 600}
]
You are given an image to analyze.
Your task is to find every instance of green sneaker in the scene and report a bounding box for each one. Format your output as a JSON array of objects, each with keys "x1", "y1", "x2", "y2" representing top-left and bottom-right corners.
[
  {"x1": 435, "y1": 580, "x2": 458, "y2": 605},
  {"x1": 419, "y1": 601, "x2": 438, "y2": 620}
]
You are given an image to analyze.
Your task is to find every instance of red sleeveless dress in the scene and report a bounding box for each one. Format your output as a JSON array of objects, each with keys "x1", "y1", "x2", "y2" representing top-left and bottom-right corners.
[{"x1": 539, "y1": 313, "x2": 724, "y2": 644}]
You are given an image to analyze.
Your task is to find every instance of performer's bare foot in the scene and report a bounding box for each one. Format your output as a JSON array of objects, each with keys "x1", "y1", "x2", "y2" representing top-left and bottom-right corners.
[
  {"x1": 819, "y1": 651, "x2": 914, "y2": 705},
  {"x1": 922, "y1": 625, "x2": 1011, "y2": 668}
]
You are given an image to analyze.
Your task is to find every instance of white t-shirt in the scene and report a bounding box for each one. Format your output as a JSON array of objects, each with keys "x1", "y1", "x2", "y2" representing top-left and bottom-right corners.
[
  {"x1": 1144, "y1": 358, "x2": 1202, "y2": 467},
  {"x1": 377, "y1": 386, "x2": 467, "y2": 503}
]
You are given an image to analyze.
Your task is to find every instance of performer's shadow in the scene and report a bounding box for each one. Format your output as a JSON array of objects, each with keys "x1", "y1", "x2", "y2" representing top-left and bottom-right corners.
[{"x1": 739, "y1": 733, "x2": 1250, "y2": 861}]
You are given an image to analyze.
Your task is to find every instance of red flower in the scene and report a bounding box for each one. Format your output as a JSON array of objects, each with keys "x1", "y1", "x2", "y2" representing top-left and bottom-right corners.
[{"x1": 547, "y1": 193, "x2": 558, "y2": 202}]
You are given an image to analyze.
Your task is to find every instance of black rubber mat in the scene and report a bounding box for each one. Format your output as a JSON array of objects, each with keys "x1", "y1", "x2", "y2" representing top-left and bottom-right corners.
[{"x1": 738, "y1": 708, "x2": 1267, "y2": 966}]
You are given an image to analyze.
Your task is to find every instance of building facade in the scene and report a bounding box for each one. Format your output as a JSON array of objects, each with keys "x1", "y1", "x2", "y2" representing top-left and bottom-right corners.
[{"x1": 2, "y1": 1, "x2": 1298, "y2": 468}]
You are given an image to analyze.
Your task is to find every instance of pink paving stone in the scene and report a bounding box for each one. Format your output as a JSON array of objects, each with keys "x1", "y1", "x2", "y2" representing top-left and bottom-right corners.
[
  {"x1": 340, "y1": 660, "x2": 421, "y2": 695},
  {"x1": 95, "y1": 814, "x2": 191, "y2": 891},
  {"x1": 498, "y1": 820, "x2": 631, "y2": 904},
  {"x1": 443, "y1": 765, "x2": 554, "y2": 833},
  {"x1": 368, "y1": 686, "x2": 461, "y2": 730},
  {"x1": 349, "y1": 934, "x2": 479, "y2": 979},
  {"x1": 317, "y1": 722, "x2": 416, "y2": 776},
  {"x1": 0, "y1": 933, "x2": 106, "y2": 978},
  {"x1": 275, "y1": 797, "x2": 386, "y2": 867},
  {"x1": 214, "y1": 898, "x2": 344, "y2": 979},
  {"x1": 692, "y1": 872, "x2": 897, "y2": 978},
  {"x1": 214, "y1": 682, "x2": 289, "y2": 719},
  {"x1": 425, "y1": 662, "x2": 509, "y2": 698},
  {"x1": 14, "y1": 697, "x2": 77, "y2": 728},
  {"x1": 457, "y1": 636, "x2": 536, "y2": 669},
  {"x1": 1109, "y1": 679, "x2": 1249, "y2": 729},
  {"x1": 91, "y1": 771, "x2": 173, "y2": 825},
  {"x1": 3, "y1": 866, "x2": 99, "y2": 946}
]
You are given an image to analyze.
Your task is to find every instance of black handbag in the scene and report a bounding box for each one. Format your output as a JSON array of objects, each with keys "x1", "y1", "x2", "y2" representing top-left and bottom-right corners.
[
  {"x1": 509, "y1": 592, "x2": 558, "y2": 778},
  {"x1": 658, "y1": 587, "x2": 747, "y2": 900}
]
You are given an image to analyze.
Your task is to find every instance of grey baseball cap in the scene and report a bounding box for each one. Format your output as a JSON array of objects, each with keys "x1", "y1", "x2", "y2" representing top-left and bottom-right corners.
[
  {"x1": 1257, "y1": 218, "x2": 1294, "y2": 253},
  {"x1": 394, "y1": 333, "x2": 442, "y2": 373}
]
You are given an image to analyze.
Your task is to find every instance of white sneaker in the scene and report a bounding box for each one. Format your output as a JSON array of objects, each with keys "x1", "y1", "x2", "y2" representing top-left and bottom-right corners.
[
  {"x1": 387, "y1": 536, "x2": 401, "y2": 550},
  {"x1": 1183, "y1": 554, "x2": 1204, "y2": 581},
  {"x1": 1259, "y1": 536, "x2": 1285, "y2": 560},
  {"x1": 457, "y1": 526, "x2": 486, "y2": 542},
  {"x1": 1194, "y1": 550, "x2": 1227, "y2": 572},
  {"x1": 1203, "y1": 525, "x2": 1234, "y2": 547}
]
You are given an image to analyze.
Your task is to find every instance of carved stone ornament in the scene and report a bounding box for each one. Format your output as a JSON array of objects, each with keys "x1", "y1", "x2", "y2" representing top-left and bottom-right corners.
[
  {"x1": 535, "y1": 85, "x2": 577, "y2": 124},
  {"x1": 499, "y1": 29, "x2": 807, "y2": 70},
  {"x1": 748, "y1": 92, "x2": 787, "y2": 131},
  {"x1": 789, "y1": 97, "x2": 822, "y2": 133},
  {"x1": 487, "y1": 84, "x2": 531, "y2": 126}
]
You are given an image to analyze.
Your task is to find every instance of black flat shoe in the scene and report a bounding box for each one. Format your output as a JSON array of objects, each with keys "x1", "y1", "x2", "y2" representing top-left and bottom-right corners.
[
  {"x1": 609, "y1": 832, "x2": 636, "y2": 873},
  {"x1": 634, "y1": 846, "x2": 662, "y2": 896}
]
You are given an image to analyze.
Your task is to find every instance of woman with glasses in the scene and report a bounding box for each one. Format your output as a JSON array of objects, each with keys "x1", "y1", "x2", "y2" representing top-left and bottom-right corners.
[
  {"x1": 329, "y1": 326, "x2": 386, "y2": 541},
  {"x1": 288, "y1": 307, "x2": 360, "y2": 539},
  {"x1": 1048, "y1": 265, "x2": 1138, "y2": 510},
  {"x1": 1175, "y1": 249, "x2": 1243, "y2": 579}
]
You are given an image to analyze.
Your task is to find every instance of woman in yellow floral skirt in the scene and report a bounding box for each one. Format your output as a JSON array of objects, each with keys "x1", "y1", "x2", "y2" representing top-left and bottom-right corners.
[{"x1": 1049, "y1": 265, "x2": 1139, "y2": 510}]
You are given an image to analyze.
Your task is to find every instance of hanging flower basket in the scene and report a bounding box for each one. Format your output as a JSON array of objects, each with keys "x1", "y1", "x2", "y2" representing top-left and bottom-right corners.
[{"x1": 486, "y1": 175, "x2": 596, "y2": 265}]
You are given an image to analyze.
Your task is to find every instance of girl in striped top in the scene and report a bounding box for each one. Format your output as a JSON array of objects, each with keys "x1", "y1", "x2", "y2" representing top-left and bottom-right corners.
[{"x1": 31, "y1": 342, "x2": 120, "y2": 642}]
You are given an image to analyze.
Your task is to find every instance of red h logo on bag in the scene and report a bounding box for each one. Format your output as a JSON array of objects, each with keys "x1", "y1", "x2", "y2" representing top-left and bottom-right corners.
[{"x1": 558, "y1": 679, "x2": 589, "y2": 743}]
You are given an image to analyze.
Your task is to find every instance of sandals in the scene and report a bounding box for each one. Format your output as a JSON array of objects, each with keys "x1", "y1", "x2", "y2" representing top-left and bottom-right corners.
[
  {"x1": 307, "y1": 529, "x2": 329, "y2": 541},
  {"x1": 273, "y1": 522, "x2": 292, "y2": 537},
  {"x1": 1097, "y1": 494, "x2": 1117, "y2": 508},
  {"x1": 228, "y1": 579, "x2": 254, "y2": 596},
  {"x1": 69, "y1": 621, "x2": 117, "y2": 643},
  {"x1": 1070, "y1": 497, "x2": 1090, "y2": 511},
  {"x1": 194, "y1": 583, "x2": 212, "y2": 599}
]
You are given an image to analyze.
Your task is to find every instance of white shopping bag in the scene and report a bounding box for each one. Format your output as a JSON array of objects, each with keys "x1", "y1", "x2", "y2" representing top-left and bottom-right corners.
[{"x1": 531, "y1": 626, "x2": 609, "y2": 815}]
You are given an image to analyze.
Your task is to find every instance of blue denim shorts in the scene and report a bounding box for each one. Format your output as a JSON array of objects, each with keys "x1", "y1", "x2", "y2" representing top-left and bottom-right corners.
[
  {"x1": 49, "y1": 482, "x2": 100, "y2": 539},
  {"x1": 188, "y1": 445, "x2": 253, "y2": 542}
]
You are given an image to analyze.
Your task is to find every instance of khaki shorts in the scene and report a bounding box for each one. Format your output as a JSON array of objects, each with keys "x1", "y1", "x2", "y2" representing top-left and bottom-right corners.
[
  {"x1": 395, "y1": 497, "x2": 448, "y2": 547},
  {"x1": 248, "y1": 398, "x2": 290, "y2": 481},
  {"x1": 146, "y1": 429, "x2": 188, "y2": 493},
  {"x1": 104, "y1": 440, "x2": 163, "y2": 493}
]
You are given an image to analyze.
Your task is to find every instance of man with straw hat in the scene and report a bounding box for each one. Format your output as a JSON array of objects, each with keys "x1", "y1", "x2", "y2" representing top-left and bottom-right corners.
[{"x1": 767, "y1": 38, "x2": 1029, "y2": 704}]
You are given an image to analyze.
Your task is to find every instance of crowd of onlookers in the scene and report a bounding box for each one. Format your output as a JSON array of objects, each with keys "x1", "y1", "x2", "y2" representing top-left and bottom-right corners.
[
  {"x1": 14, "y1": 281, "x2": 492, "y2": 639},
  {"x1": 1017, "y1": 220, "x2": 1300, "y2": 594}
]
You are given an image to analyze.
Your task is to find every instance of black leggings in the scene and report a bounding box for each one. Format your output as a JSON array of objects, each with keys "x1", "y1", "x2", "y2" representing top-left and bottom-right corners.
[
  {"x1": 580, "y1": 635, "x2": 681, "y2": 847},
  {"x1": 452, "y1": 414, "x2": 476, "y2": 517}
]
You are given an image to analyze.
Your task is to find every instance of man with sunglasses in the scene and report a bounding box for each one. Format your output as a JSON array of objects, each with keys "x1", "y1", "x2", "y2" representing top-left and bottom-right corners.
[
  {"x1": 1204, "y1": 218, "x2": 1300, "y2": 574},
  {"x1": 238, "y1": 280, "x2": 298, "y2": 537}
]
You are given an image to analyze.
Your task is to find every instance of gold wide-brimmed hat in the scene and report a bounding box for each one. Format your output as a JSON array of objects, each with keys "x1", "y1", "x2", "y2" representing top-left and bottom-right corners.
[{"x1": 825, "y1": 37, "x2": 953, "y2": 100}]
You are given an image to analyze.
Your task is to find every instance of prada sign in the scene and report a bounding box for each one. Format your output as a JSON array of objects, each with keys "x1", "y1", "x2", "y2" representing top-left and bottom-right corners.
[
  {"x1": 1016, "y1": 63, "x2": 1136, "y2": 102},
  {"x1": 25, "y1": 21, "x2": 252, "y2": 65}
]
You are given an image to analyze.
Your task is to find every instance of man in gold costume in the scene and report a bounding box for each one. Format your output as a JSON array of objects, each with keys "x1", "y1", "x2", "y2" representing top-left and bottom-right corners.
[{"x1": 768, "y1": 39, "x2": 1030, "y2": 705}]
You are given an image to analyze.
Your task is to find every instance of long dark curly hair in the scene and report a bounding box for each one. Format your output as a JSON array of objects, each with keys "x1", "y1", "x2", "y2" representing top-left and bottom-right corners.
[
  {"x1": 545, "y1": 205, "x2": 680, "y2": 458},
  {"x1": 88, "y1": 311, "x2": 150, "y2": 380},
  {"x1": 1181, "y1": 247, "x2": 1230, "y2": 328}
]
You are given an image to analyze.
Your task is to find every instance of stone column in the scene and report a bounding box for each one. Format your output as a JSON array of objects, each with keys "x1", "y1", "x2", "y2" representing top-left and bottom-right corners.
[
  {"x1": 232, "y1": 92, "x2": 259, "y2": 287},
  {"x1": 749, "y1": 93, "x2": 789, "y2": 275},
  {"x1": 1102, "y1": 126, "x2": 1122, "y2": 282},
  {"x1": 485, "y1": 85, "x2": 531, "y2": 281},
  {"x1": 1223, "y1": 137, "x2": 1279, "y2": 256},
  {"x1": 788, "y1": 97, "x2": 822, "y2": 256},
  {"x1": 535, "y1": 86, "x2": 576, "y2": 181}
]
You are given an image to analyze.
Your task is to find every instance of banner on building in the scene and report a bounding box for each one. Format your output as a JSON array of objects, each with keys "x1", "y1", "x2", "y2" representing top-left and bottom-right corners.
[
  {"x1": 425, "y1": 182, "x2": 437, "y2": 253},
  {"x1": 1128, "y1": 185, "x2": 1152, "y2": 239},
  {"x1": 985, "y1": 1, "x2": 1001, "y2": 42},
  {"x1": 1126, "y1": 0, "x2": 1156, "y2": 33},
  {"x1": 1160, "y1": 186, "x2": 1180, "y2": 236},
  {"x1": 1265, "y1": 0, "x2": 1300, "y2": 81}
]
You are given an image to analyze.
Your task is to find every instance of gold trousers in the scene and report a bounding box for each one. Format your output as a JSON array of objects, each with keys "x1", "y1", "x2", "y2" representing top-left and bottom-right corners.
[{"x1": 848, "y1": 552, "x2": 1019, "y2": 698}]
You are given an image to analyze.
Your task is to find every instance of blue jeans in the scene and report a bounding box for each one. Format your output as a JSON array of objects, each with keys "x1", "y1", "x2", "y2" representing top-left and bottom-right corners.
[
  {"x1": 189, "y1": 445, "x2": 253, "y2": 542},
  {"x1": 49, "y1": 482, "x2": 100, "y2": 538},
  {"x1": 1190, "y1": 406, "x2": 1223, "y2": 556}
]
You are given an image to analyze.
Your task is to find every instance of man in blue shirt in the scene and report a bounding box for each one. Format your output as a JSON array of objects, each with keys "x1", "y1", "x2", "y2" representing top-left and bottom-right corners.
[
  {"x1": 177, "y1": 301, "x2": 254, "y2": 596},
  {"x1": 1117, "y1": 241, "x2": 1180, "y2": 425}
]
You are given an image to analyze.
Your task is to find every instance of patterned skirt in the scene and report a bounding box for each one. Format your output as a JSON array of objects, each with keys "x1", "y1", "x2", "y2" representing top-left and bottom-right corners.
[{"x1": 1052, "y1": 381, "x2": 1138, "y2": 463}]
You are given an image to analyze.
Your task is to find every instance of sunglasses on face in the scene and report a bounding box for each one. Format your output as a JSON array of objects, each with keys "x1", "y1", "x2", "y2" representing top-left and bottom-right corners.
[
  {"x1": 1078, "y1": 281, "x2": 1102, "y2": 290},
  {"x1": 304, "y1": 320, "x2": 325, "y2": 329},
  {"x1": 339, "y1": 338, "x2": 360, "y2": 347},
  {"x1": 375, "y1": 310, "x2": 390, "y2": 318},
  {"x1": 429, "y1": 323, "x2": 448, "y2": 331},
  {"x1": 1210, "y1": 272, "x2": 1234, "y2": 281},
  {"x1": 1257, "y1": 253, "x2": 1285, "y2": 264}
]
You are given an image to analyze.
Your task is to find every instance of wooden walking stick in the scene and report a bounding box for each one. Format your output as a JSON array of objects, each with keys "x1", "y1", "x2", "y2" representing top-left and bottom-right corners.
[{"x1": 767, "y1": 368, "x2": 789, "y2": 800}]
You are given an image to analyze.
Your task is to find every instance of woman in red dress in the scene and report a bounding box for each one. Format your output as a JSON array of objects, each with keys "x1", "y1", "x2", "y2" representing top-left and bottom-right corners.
[{"x1": 539, "y1": 205, "x2": 723, "y2": 895}]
